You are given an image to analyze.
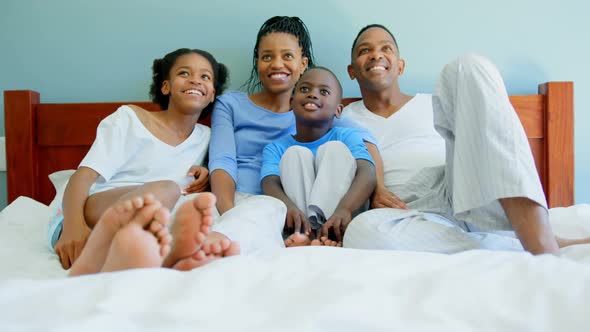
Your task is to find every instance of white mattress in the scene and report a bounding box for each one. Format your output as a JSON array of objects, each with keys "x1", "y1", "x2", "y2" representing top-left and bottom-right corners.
[{"x1": 1, "y1": 196, "x2": 590, "y2": 331}]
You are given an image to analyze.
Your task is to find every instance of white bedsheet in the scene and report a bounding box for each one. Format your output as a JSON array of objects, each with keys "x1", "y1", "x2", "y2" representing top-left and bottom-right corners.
[{"x1": 1, "y1": 196, "x2": 589, "y2": 331}]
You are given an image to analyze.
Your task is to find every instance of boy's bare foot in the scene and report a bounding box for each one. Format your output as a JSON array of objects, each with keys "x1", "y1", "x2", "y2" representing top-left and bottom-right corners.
[
  {"x1": 100, "y1": 207, "x2": 171, "y2": 272},
  {"x1": 310, "y1": 236, "x2": 342, "y2": 247},
  {"x1": 284, "y1": 232, "x2": 312, "y2": 247},
  {"x1": 69, "y1": 194, "x2": 169, "y2": 276},
  {"x1": 163, "y1": 193, "x2": 240, "y2": 271}
]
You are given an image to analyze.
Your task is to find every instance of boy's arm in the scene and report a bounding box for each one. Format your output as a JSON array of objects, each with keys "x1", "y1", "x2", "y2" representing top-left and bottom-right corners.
[
  {"x1": 55, "y1": 166, "x2": 99, "y2": 269},
  {"x1": 364, "y1": 142, "x2": 408, "y2": 209},
  {"x1": 261, "y1": 175, "x2": 310, "y2": 235},
  {"x1": 320, "y1": 159, "x2": 376, "y2": 241}
]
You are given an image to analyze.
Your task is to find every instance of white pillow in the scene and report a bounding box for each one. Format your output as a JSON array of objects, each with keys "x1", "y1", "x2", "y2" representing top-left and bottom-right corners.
[
  {"x1": 48, "y1": 169, "x2": 76, "y2": 211},
  {"x1": 46, "y1": 169, "x2": 75, "y2": 250}
]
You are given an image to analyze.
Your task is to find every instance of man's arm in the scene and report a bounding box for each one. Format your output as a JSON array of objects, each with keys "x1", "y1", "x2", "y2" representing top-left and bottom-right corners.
[{"x1": 364, "y1": 142, "x2": 408, "y2": 209}]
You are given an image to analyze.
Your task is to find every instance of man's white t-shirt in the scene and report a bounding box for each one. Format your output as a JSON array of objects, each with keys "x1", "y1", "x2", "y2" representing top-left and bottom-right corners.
[
  {"x1": 80, "y1": 105, "x2": 210, "y2": 194},
  {"x1": 343, "y1": 94, "x2": 445, "y2": 193}
]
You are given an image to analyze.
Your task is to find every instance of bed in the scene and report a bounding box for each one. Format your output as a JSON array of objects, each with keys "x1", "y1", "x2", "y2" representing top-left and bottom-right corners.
[{"x1": 2, "y1": 83, "x2": 589, "y2": 331}]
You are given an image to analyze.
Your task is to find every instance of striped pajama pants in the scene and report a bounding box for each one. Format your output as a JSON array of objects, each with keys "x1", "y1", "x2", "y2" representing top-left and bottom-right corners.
[{"x1": 344, "y1": 54, "x2": 547, "y2": 253}]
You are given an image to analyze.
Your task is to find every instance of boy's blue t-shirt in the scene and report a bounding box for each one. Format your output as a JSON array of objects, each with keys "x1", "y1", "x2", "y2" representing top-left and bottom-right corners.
[
  {"x1": 260, "y1": 127, "x2": 375, "y2": 182},
  {"x1": 208, "y1": 91, "x2": 377, "y2": 195}
]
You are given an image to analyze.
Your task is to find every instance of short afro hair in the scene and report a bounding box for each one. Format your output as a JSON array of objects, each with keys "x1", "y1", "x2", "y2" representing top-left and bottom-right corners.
[{"x1": 350, "y1": 24, "x2": 399, "y2": 62}]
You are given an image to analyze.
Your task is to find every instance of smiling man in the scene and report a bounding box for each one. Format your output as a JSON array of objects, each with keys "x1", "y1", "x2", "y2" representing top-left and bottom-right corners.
[{"x1": 341, "y1": 24, "x2": 570, "y2": 255}]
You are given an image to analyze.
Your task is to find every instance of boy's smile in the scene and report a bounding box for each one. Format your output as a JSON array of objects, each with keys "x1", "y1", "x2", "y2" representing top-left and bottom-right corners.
[{"x1": 292, "y1": 67, "x2": 343, "y2": 123}]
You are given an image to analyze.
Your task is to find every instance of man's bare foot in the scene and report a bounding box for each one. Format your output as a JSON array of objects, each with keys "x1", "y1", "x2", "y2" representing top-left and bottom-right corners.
[
  {"x1": 100, "y1": 207, "x2": 171, "y2": 272},
  {"x1": 284, "y1": 232, "x2": 312, "y2": 247},
  {"x1": 162, "y1": 193, "x2": 240, "y2": 271},
  {"x1": 310, "y1": 236, "x2": 342, "y2": 247},
  {"x1": 556, "y1": 236, "x2": 590, "y2": 248},
  {"x1": 69, "y1": 195, "x2": 170, "y2": 276}
]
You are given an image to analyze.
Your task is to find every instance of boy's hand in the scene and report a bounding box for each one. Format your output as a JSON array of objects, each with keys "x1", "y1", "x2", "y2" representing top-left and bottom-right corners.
[
  {"x1": 184, "y1": 166, "x2": 209, "y2": 194},
  {"x1": 320, "y1": 207, "x2": 352, "y2": 242},
  {"x1": 285, "y1": 207, "x2": 311, "y2": 235},
  {"x1": 54, "y1": 220, "x2": 91, "y2": 269},
  {"x1": 371, "y1": 185, "x2": 408, "y2": 210}
]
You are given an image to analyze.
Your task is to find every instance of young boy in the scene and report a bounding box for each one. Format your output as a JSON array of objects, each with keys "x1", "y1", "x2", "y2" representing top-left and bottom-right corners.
[{"x1": 260, "y1": 67, "x2": 376, "y2": 247}]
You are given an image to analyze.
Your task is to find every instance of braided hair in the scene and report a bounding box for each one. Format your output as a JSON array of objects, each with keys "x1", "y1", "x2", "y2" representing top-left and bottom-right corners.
[{"x1": 242, "y1": 16, "x2": 316, "y2": 93}]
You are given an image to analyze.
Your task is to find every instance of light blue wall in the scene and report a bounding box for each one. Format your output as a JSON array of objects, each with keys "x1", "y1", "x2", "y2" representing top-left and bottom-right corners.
[{"x1": 1, "y1": 0, "x2": 588, "y2": 207}]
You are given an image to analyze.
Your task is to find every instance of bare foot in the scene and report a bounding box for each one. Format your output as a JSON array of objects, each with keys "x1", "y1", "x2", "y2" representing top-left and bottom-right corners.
[
  {"x1": 69, "y1": 194, "x2": 168, "y2": 276},
  {"x1": 556, "y1": 236, "x2": 590, "y2": 248},
  {"x1": 162, "y1": 193, "x2": 240, "y2": 270},
  {"x1": 100, "y1": 206, "x2": 171, "y2": 272},
  {"x1": 284, "y1": 232, "x2": 312, "y2": 247},
  {"x1": 173, "y1": 232, "x2": 241, "y2": 271},
  {"x1": 310, "y1": 236, "x2": 342, "y2": 247}
]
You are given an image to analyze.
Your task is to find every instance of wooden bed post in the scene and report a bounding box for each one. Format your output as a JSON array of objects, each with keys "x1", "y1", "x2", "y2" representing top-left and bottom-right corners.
[
  {"x1": 539, "y1": 82, "x2": 574, "y2": 207},
  {"x1": 3, "y1": 90, "x2": 39, "y2": 204}
]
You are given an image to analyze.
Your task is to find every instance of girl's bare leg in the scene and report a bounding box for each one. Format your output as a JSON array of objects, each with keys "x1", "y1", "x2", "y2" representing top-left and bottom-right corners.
[{"x1": 84, "y1": 180, "x2": 181, "y2": 228}]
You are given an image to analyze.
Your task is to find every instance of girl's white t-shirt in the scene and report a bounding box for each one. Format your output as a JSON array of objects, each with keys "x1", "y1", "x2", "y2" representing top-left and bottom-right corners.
[
  {"x1": 80, "y1": 105, "x2": 210, "y2": 194},
  {"x1": 342, "y1": 94, "x2": 445, "y2": 193}
]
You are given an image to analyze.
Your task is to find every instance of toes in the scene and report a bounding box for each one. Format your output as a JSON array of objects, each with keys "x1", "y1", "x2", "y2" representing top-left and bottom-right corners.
[
  {"x1": 132, "y1": 201, "x2": 163, "y2": 228},
  {"x1": 121, "y1": 199, "x2": 135, "y2": 212},
  {"x1": 194, "y1": 231, "x2": 206, "y2": 245},
  {"x1": 131, "y1": 196, "x2": 144, "y2": 209},
  {"x1": 158, "y1": 232, "x2": 172, "y2": 246},
  {"x1": 193, "y1": 193, "x2": 216, "y2": 212},
  {"x1": 219, "y1": 238, "x2": 231, "y2": 250},
  {"x1": 202, "y1": 215, "x2": 214, "y2": 228},
  {"x1": 150, "y1": 221, "x2": 163, "y2": 233},
  {"x1": 153, "y1": 208, "x2": 171, "y2": 227},
  {"x1": 142, "y1": 194, "x2": 156, "y2": 205},
  {"x1": 226, "y1": 241, "x2": 240, "y2": 256},
  {"x1": 209, "y1": 242, "x2": 222, "y2": 254},
  {"x1": 160, "y1": 244, "x2": 171, "y2": 258},
  {"x1": 192, "y1": 249, "x2": 206, "y2": 261}
]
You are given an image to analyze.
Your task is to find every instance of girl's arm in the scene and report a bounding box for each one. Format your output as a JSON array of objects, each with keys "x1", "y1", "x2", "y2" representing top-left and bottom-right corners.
[
  {"x1": 55, "y1": 106, "x2": 127, "y2": 269},
  {"x1": 54, "y1": 167, "x2": 99, "y2": 269}
]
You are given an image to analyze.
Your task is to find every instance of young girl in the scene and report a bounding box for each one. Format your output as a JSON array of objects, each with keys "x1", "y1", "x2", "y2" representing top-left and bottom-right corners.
[
  {"x1": 52, "y1": 48, "x2": 230, "y2": 270},
  {"x1": 208, "y1": 16, "x2": 378, "y2": 251}
]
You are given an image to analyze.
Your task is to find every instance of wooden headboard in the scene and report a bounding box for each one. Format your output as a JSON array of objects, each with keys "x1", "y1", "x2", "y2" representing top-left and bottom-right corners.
[{"x1": 3, "y1": 82, "x2": 574, "y2": 207}]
